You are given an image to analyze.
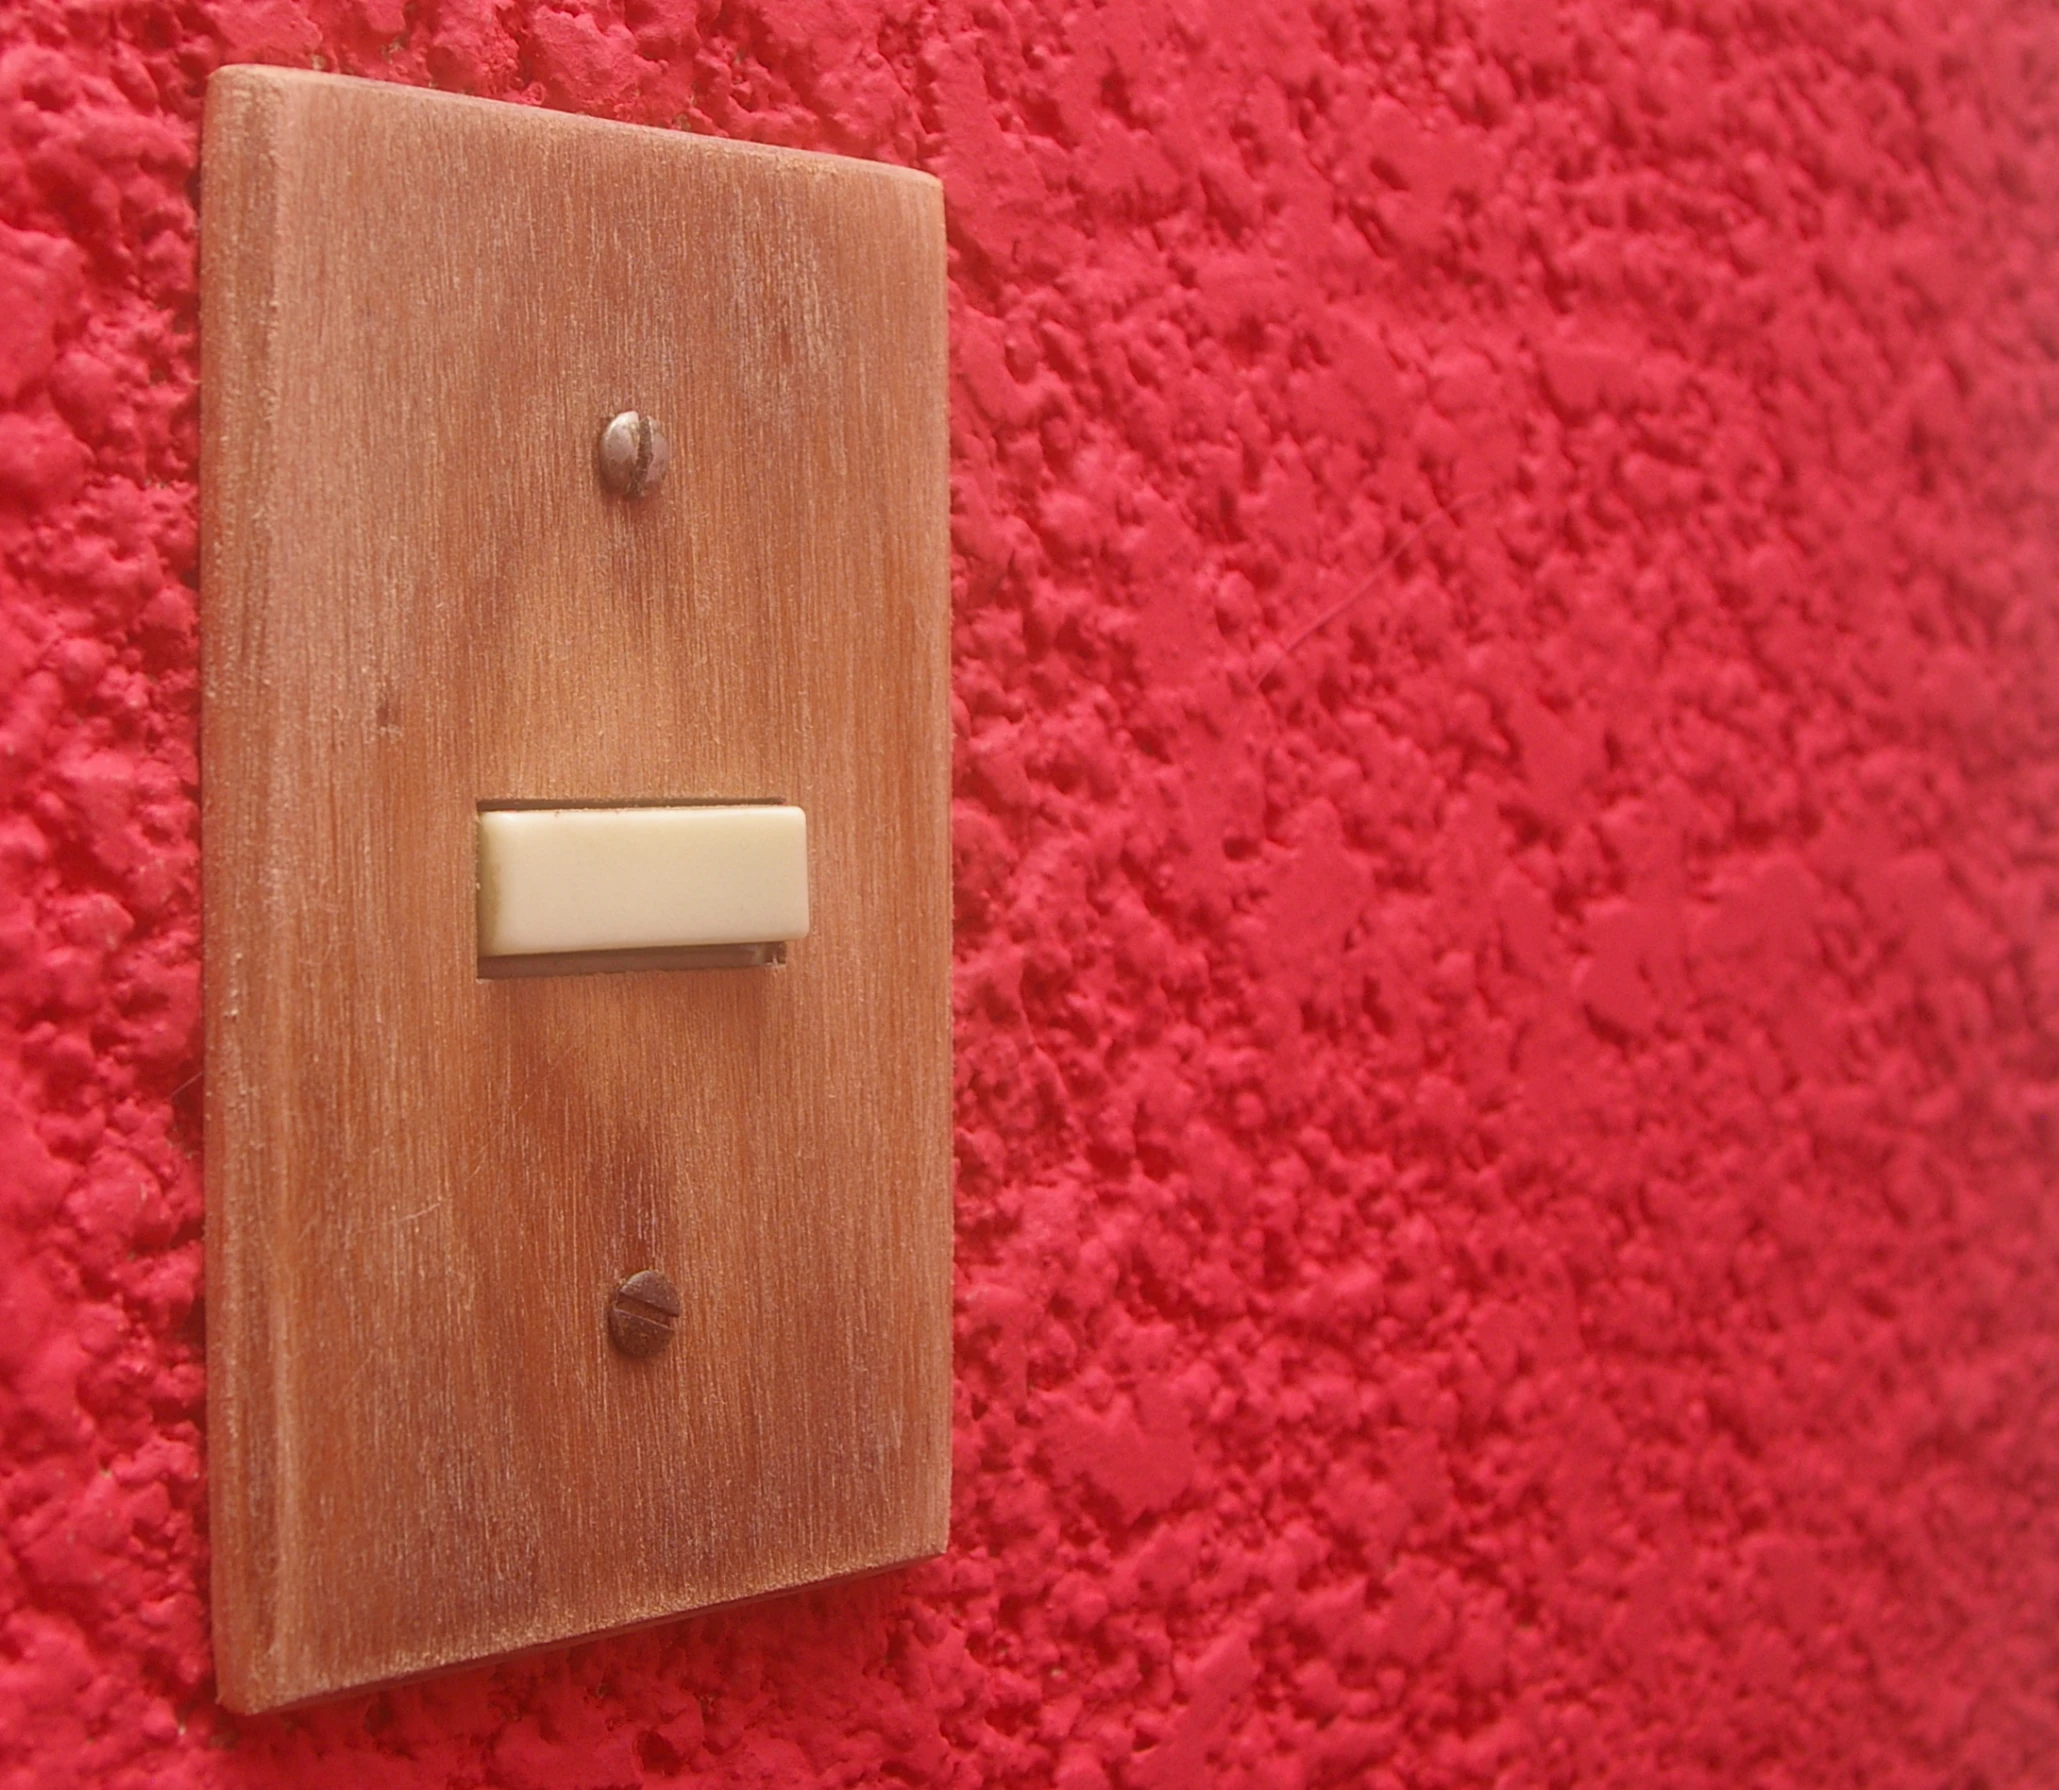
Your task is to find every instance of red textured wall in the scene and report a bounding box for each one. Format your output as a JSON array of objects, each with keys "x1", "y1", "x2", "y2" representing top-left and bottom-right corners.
[{"x1": 2, "y1": 0, "x2": 2056, "y2": 1782}]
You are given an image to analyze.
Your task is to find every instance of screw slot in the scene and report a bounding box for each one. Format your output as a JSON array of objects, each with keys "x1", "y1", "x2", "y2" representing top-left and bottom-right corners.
[
  {"x1": 608, "y1": 1269, "x2": 682, "y2": 1358},
  {"x1": 597, "y1": 411, "x2": 671, "y2": 500}
]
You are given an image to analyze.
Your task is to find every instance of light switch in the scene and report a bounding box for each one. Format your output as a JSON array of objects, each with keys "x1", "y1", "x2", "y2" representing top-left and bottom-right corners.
[
  {"x1": 201, "y1": 68, "x2": 949, "y2": 1712},
  {"x1": 476, "y1": 805, "x2": 810, "y2": 959}
]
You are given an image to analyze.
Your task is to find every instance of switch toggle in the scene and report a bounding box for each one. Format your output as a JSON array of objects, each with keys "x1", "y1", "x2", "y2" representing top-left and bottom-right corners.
[{"x1": 477, "y1": 804, "x2": 809, "y2": 961}]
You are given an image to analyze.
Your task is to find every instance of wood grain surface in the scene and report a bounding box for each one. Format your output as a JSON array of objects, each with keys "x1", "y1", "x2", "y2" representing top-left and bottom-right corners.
[{"x1": 200, "y1": 67, "x2": 951, "y2": 1713}]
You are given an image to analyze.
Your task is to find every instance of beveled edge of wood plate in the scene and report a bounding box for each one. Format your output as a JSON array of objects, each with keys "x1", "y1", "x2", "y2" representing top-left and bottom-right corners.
[{"x1": 204, "y1": 64, "x2": 945, "y2": 197}]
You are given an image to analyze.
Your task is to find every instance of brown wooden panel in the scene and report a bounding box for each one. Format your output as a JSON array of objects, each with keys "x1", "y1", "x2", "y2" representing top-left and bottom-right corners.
[{"x1": 200, "y1": 67, "x2": 951, "y2": 1713}]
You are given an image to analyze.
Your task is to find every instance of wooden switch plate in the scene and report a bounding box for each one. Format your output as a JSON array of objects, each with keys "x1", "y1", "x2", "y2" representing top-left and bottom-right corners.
[{"x1": 200, "y1": 68, "x2": 951, "y2": 1713}]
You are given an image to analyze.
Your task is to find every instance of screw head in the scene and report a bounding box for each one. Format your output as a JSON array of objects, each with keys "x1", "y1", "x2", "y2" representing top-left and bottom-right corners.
[
  {"x1": 608, "y1": 1269, "x2": 682, "y2": 1358},
  {"x1": 597, "y1": 411, "x2": 671, "y2": 499}
]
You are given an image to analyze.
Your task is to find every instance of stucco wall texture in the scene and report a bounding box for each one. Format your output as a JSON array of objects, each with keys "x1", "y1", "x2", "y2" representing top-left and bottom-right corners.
[{"x1": 0, "y1": 0, "x2": 2054, "y2": 1783}]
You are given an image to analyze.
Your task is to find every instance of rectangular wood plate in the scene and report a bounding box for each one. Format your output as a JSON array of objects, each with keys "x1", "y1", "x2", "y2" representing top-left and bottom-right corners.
[{"x1": 200, "y1": 67, "x2": 951, "y2": 1713}]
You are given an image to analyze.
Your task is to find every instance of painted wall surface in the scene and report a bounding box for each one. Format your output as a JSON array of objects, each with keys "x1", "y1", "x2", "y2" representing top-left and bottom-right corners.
[{"x1": 0, "y1": 0, "x2": 2054, "y2": 1783}]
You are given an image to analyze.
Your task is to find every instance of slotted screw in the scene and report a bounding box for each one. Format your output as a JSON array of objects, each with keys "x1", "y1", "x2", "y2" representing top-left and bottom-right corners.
[
  {"x1": 597, "y1": 411, "x2": 671, "y2": 499},
  {"x1": 607, "y1": 1269, "x2": 682, "y2": 1358}
]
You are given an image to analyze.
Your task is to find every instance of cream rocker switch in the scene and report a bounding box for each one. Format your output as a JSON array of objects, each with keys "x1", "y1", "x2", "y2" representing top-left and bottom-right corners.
[
  {"x1": 201, "y1": 69, "x2": 950, "y2": 1711},
  {"x1": 476, "y1": 805, "x2": 811, "y2": 962}
]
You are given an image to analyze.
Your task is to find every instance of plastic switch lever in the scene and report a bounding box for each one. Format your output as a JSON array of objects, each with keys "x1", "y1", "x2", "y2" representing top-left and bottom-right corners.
[{"x1": 476, "y1": 805, "x2": 810, "y2": 958}]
